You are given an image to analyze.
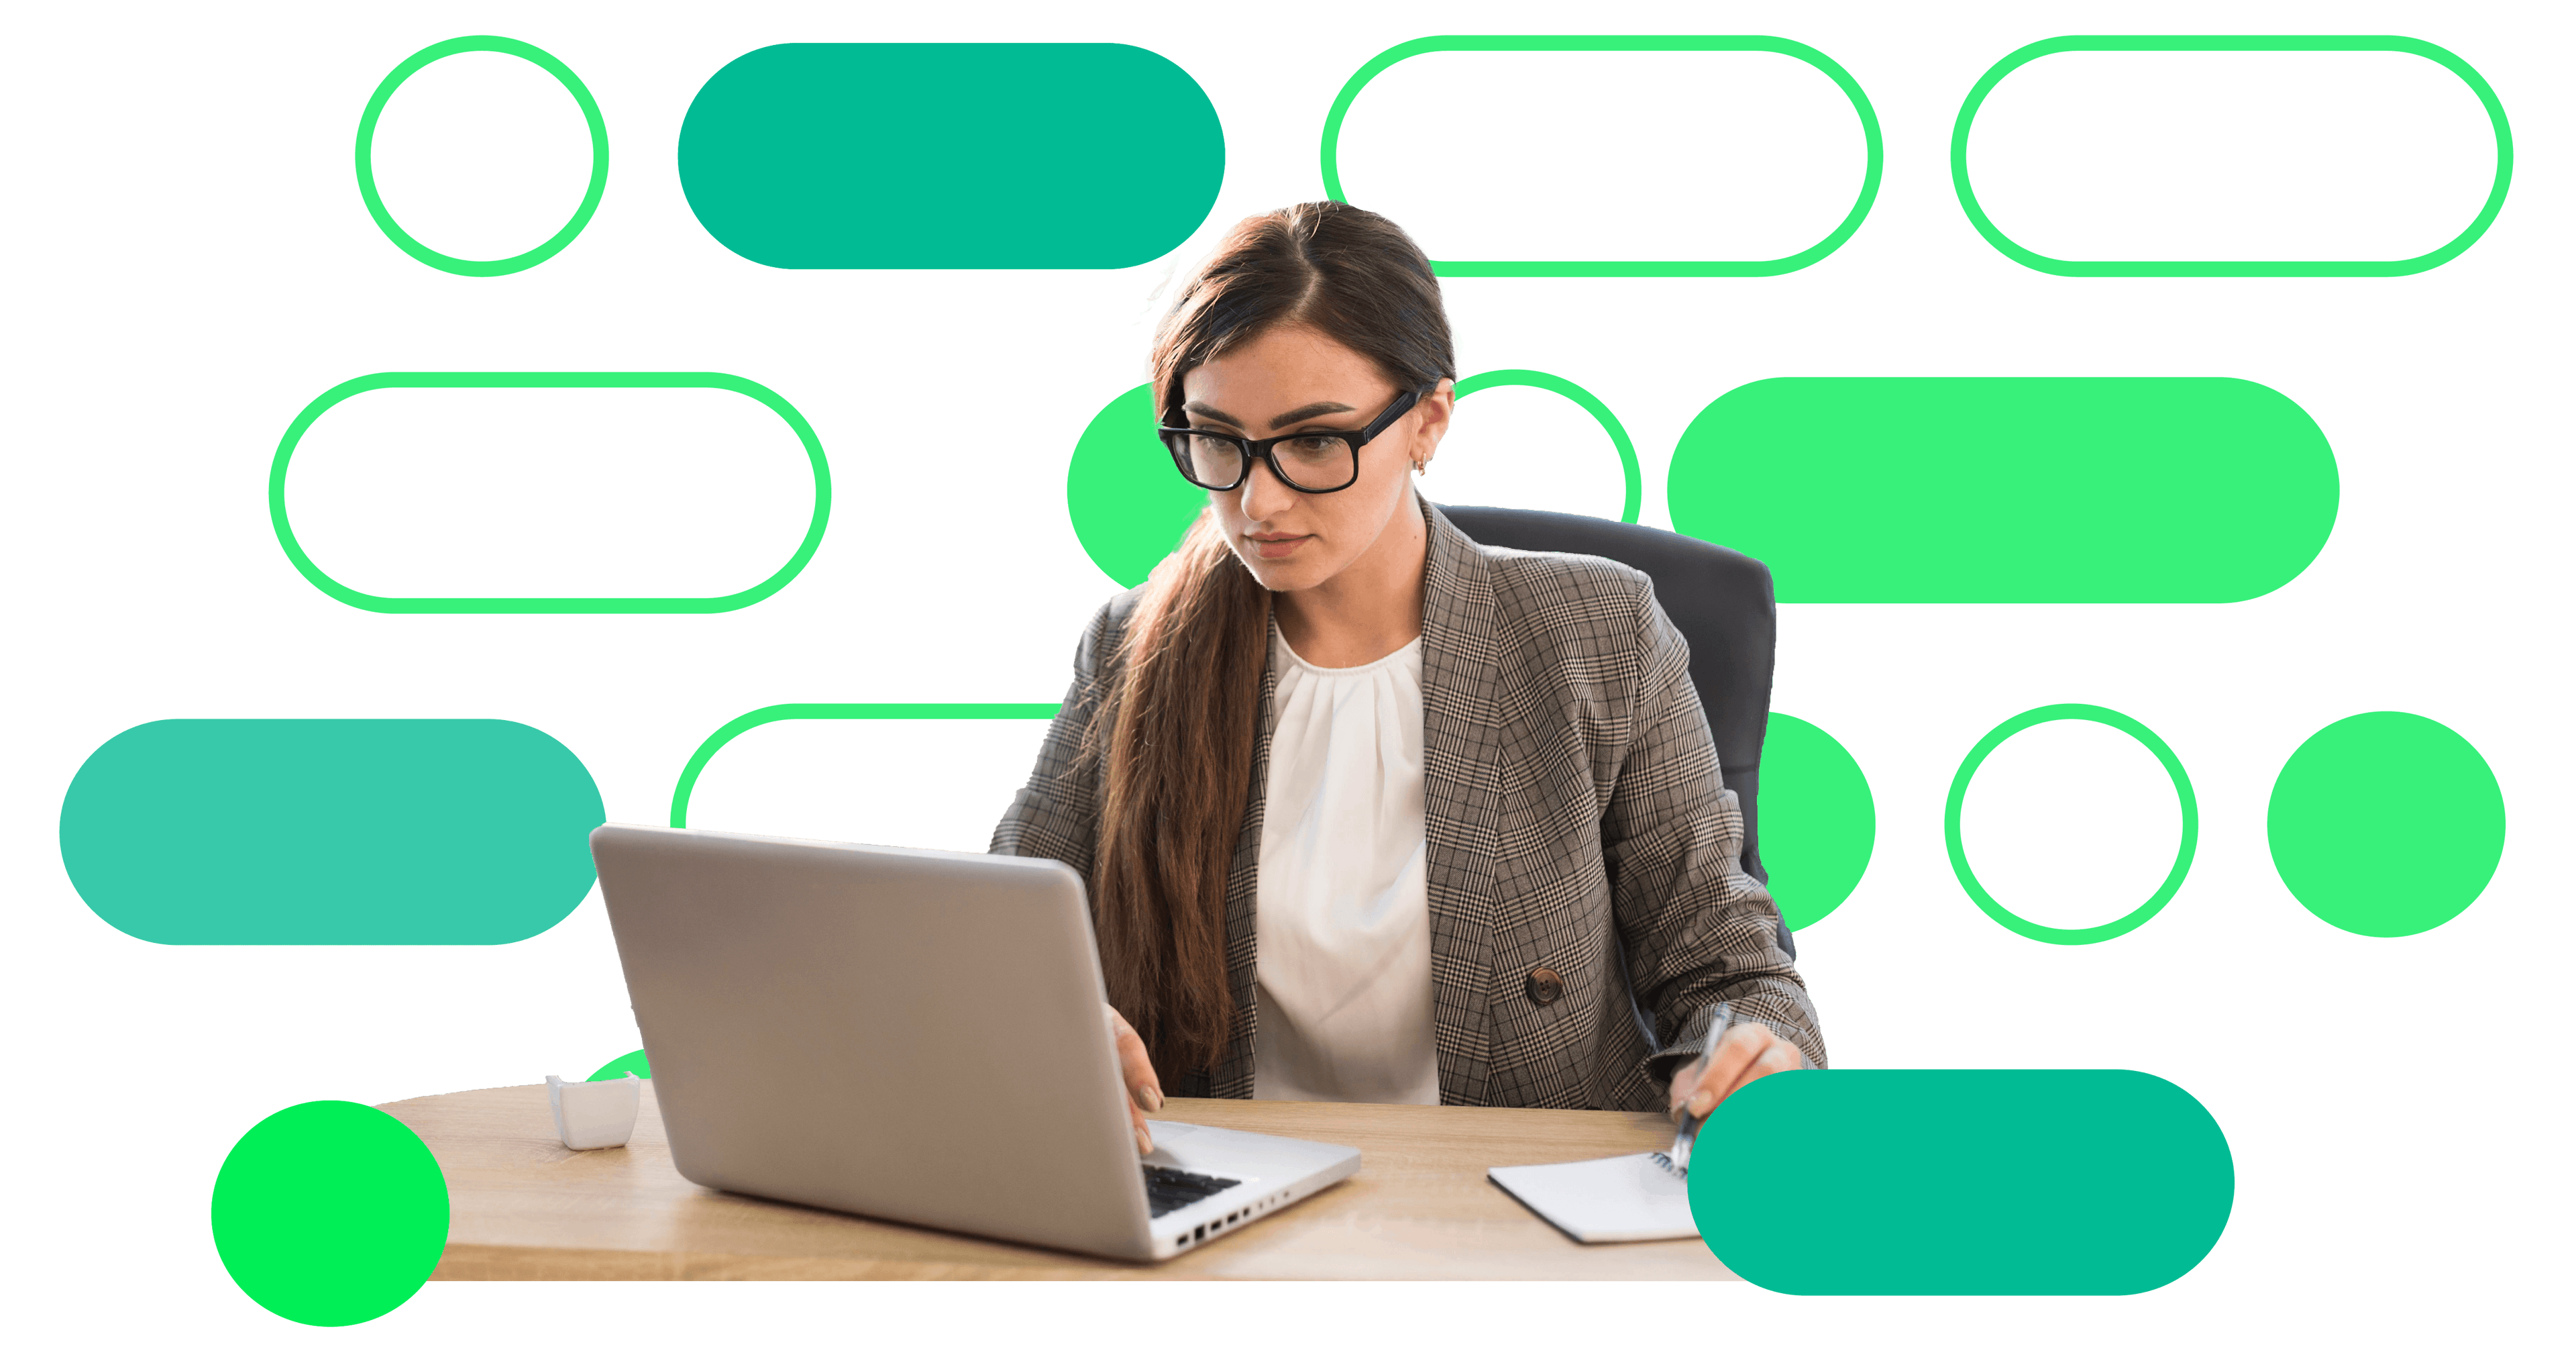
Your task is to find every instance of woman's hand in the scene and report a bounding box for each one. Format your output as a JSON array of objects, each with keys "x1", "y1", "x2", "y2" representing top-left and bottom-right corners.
[
  {"x1": 1667, "y1": 1020, "x2": 1803, "y2": 1123},
  {"x1": 1106, "y1": 1005, "x2": 1165, "y2": 1156}
]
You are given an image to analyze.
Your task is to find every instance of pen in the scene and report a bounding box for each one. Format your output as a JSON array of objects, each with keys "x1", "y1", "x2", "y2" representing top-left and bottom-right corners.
[{"x1": 1666, "y1": 1001, "x2": 1736, "y2": 1178}]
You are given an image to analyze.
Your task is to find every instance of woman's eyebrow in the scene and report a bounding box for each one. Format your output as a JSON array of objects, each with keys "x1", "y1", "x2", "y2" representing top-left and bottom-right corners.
[{"x1": 1182, "y1": 399, "x2": 1359, "y2": 429}]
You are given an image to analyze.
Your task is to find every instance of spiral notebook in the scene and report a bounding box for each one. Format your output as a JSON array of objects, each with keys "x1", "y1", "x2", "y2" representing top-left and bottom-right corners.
[{"x1": 1487, "y1": 1152, "x2": 1699, "y2": 1243}]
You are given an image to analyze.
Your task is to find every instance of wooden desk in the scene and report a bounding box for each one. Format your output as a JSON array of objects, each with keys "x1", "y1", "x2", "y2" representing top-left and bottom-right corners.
[{"x1": 382, "y1": 1083, "x2": 1734, "y2": 1280}]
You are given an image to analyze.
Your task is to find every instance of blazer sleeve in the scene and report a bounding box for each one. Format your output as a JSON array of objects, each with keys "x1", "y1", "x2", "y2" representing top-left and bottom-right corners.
[
  {"x1": 988, "y1": 599, "x2": 1122, "y2": 882},
  {"x1": 1599, "y1": 589, "x2": 1829, "y2": 1078}
]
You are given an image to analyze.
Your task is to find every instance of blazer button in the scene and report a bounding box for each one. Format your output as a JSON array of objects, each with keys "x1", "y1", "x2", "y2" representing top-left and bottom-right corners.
[{"x1": 1523, "y1": 966, "x2": 1564, "y2": 1006}]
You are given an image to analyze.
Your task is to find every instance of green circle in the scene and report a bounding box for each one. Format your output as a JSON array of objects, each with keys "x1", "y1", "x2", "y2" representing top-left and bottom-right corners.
[
  {"x1": 1066, "y1": 383, "x2": 1210, "y2": 588},
  {"x1": 1758, "y1": 713, "x2": 1875, "y2": 931},
  {"x1": 589, "y1": 1048, "x2": 651, "y2": 1081},
  {"x1": 1943, "y1": 704, "x2": 2198, "y2": 946},
  {"x1": 2267, "y1": 711, "x2": 2504, "y2": 936},
  {"x1": 211, "y1": 1101, "x2": 449, "y2": 1326},
  {"x1": 1463, "y1": 366, "x2": 1638, "y2": 523},
  {"x1": 355, "y1": 36, "x2": 610, "y2": 277}
]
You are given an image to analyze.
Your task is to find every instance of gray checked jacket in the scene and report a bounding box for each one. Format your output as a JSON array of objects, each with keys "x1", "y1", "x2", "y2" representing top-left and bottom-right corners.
[{"x1": 991, "y1": 501, "x2": 1825, "y2": 1109}]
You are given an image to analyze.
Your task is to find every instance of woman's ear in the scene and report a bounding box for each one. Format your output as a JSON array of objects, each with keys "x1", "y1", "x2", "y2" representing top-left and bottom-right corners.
[{"x1": 1411, "y1": 378, "x2": 1457, "y2": 472}]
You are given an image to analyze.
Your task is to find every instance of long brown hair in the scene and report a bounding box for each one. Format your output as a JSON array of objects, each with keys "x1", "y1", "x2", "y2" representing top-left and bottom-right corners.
[{"x1": 1090, "y1": 202, "x2": 1456, "y2": 1078}]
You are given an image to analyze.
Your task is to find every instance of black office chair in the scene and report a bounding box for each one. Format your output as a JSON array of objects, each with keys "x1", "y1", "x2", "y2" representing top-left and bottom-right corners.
[{"x1": 1440, "y1": 505, "x2": 1792, "y2": 960}]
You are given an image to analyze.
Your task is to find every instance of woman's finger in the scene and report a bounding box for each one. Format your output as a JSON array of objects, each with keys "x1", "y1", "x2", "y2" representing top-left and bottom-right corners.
[
  {"x1": 1109, "y1": 1007, "x2": 1165, "y2": 1113},
  {"x1": 1666, "y1": 1056, "x2": 1706, "y2": 1118},
  {"x1": 1684, "y1": 1024, "x2": 1778, "y2": 1118},
  {"x1": 1690, "y1": 1032, "x2": 1808, "y2": 1118},
  {"x1": 1677, "y1": 1025, "x2": 1762, "y2": 1117},
  {"x1": 1105, "y1": 1005, "x2": 1162, "y2": 1156}
]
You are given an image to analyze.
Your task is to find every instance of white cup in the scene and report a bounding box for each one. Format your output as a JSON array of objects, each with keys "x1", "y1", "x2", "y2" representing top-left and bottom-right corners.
[{"x1": 547, "y1": 1072, "x2": 641, "y2": 1150}]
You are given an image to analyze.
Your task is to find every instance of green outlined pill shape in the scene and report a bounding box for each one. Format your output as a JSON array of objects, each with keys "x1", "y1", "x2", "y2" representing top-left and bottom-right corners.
[
  {"x1": 671, "y1": 703, "x2": 1064, "y2": 827},
  {"x1": 356, "y1": 35, "x2": 610, "y2": 276},
  {"x1": 1322, "y1": 35, "x2": 1882, "y2": 276},
  {"x1": 270, "y1": 372, "x2": 830, "y2": 613},
  {"x1": 1951, "y1": 35, "x2": 2511, "y2": 276}
]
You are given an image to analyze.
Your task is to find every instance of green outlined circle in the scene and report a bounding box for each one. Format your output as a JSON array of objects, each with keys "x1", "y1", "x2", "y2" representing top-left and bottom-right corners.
[
  {"x1": 1951, "y1": 36, "x2": 2512, "y2": 277},
  {"x1": 1321, "y1": 35, "x2": 1883, "y2": 277},
  {"x1": 211, "y1": 1101, "x2": 449, "y2": 1326},
  {"x1": 1452, "y1": 370, "x2": 1642, "y2": 523},
  {"x1": 1943, "y1": 704, "x2": 2198, "y2": 945},
  {"x1": 2267, "y1": 711, "x2": 2504, "y2": 937},
  {"x1": 356, "y1": 36, "x2": 609, "y2": 276}
]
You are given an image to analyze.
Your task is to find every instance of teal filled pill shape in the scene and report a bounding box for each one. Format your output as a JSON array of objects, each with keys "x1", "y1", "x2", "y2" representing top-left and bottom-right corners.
[
  {"x1": 1693, "y1": 1069, "x2": 2234, "y2": 1294},
  {"x1": 679, "y1": 43, "x2": 1224, "y2": 268},
  {"x1": 61, "y1": 719, "x2": 604, "y2": 944}
]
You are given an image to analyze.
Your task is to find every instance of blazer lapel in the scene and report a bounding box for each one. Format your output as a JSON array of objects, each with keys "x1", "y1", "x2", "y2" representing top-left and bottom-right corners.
[
  {"x1": 1417, "y1": 501, "x2": 1505, "y2": 1104},
  {"x1": 1210, "y1": 646, "x2": 1277, "y2": 1099}
]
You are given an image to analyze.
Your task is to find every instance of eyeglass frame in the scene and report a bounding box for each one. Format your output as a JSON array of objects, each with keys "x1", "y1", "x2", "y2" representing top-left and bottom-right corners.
[{"x1": 1158, "y1": 388, "x2": 1426, "y2": 495}]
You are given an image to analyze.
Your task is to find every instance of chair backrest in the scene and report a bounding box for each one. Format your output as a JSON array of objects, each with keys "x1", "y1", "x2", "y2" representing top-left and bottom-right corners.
[{"x1": 1440, "y1": 505, "x2": 1792, "y2": 958}]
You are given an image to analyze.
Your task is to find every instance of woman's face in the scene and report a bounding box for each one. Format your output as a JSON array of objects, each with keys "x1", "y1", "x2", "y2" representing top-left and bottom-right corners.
[{"x1": 1181, "y1": 325, "x2": 1453, "y2": 596}]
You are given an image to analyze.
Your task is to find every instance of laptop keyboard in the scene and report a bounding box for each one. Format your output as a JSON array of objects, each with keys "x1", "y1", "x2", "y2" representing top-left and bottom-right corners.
[{"x1": 1142, "y1": 1164, "x2": 1242, "y2": 1218}]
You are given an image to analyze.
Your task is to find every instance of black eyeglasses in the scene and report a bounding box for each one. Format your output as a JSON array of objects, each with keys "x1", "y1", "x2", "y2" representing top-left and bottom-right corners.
[{"x1": 1160, "y1": 389, "x2": 1424, "y2": 495}]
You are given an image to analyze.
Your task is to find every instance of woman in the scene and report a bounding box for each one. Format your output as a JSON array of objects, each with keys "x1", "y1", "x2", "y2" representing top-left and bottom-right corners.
[{"x1": 994, "y1": 202, "x2": 1822, "y2": 1157}]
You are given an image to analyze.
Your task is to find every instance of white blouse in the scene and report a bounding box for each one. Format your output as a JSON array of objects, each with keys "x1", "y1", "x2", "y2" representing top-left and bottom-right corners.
[{"x1": 1252, "y1": 619, "x2": 1440, "y2": 1105}]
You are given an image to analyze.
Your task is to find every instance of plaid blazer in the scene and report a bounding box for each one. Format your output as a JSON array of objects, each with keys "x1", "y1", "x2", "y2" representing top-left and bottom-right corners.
[{"x1": 992, "y1": 501, "x2": 1825, "y2": 1109}]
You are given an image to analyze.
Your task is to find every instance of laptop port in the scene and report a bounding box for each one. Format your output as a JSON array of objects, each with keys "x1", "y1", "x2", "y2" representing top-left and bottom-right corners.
[{"x1": 1193, "y1": 1224, "x2": 1206, "y2": 1241}]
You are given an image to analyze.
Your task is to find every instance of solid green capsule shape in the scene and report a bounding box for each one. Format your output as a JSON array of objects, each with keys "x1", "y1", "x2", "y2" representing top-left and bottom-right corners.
[
  {"x1": 1694, "y1": 1070, "x2": 2233, "y2": 1294},
  {"x1": 1668, "y1": 376, "x2": 2338, "y2": 603},
  {"x1": 62, "y1": 719, "x2": 603, "y2": 944},
  {"x1": 680, "y1": 44, "x2": 1224, "y2": 268}
]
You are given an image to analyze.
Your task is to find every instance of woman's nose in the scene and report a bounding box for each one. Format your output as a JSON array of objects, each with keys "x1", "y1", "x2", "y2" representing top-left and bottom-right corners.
[{"x1": 1240, "y1": 460, "x2": 1295, "y2": 523}]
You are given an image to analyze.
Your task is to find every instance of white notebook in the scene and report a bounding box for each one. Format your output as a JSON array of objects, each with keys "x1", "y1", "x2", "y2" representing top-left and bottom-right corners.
[{"x1": 1487, "y1": 1152, "x2": 1699, "y2": 1243}]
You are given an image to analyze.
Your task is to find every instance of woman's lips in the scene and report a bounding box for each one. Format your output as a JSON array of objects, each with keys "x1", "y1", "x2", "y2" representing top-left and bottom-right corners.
[{"x1": 1247, "y1": 534, "x2": 1311, "y2": 559}]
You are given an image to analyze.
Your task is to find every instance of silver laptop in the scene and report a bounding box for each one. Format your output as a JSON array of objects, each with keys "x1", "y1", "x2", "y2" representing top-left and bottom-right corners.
[{"x1": 589, "y1": 823, "x2": 1360, "y2": 1262}]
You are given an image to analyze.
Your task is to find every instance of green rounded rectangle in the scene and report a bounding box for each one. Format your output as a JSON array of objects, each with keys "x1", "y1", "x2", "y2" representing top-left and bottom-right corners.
[
  {"x1": 1953, "y1": 36, "x2": 2512, "y2": 276},
  {"x1": 670, "y1": 703, "x2": 1061, "y2": 827},
  {"x1": 61, "y1": 719, "x2": 605, "y2": 945},
  {"x1": 270, "y1": 372, "x2": 830, "y2": 614},
  {"x1": 1322, "y1": 36, "x2": 1883, "y2": 277},
  {"x1": 1696, "y1": 1070, "x2": 2233, "y2": 1294},
  {"x1": 680, "y1": 44, "x2": 1224, "y2": 268},
  {"x1": 1667, "y1": 377, "x2": 2338, "y2": 603}
]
